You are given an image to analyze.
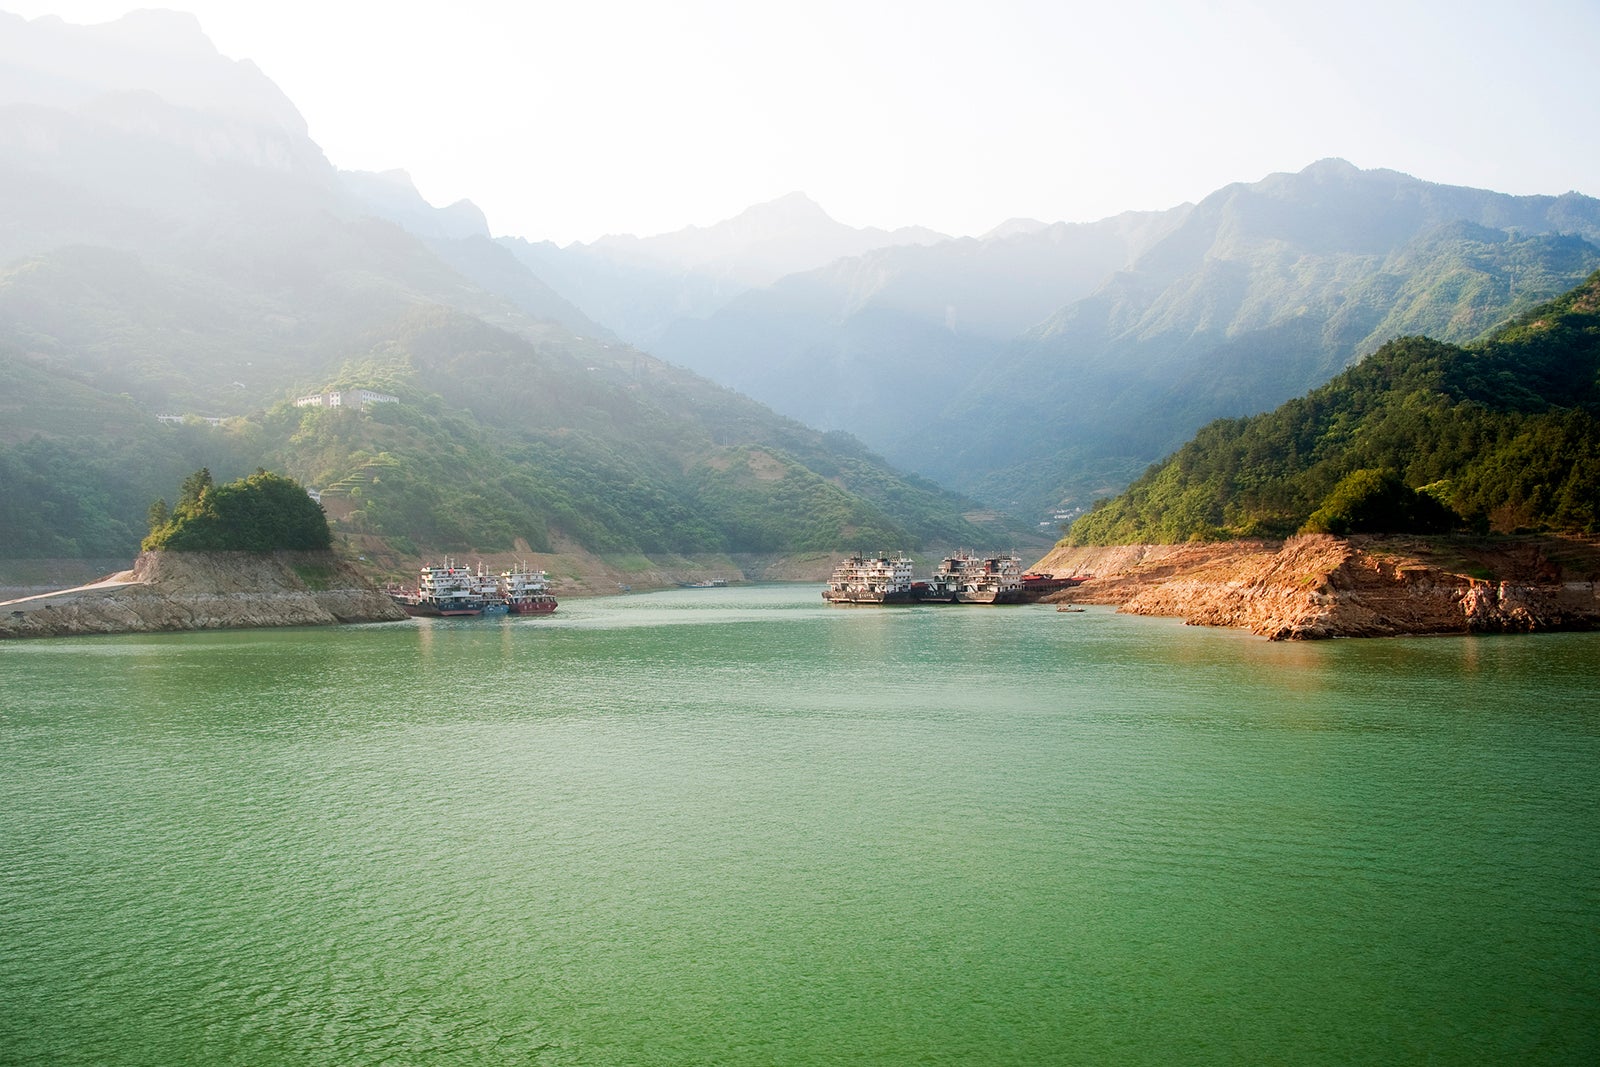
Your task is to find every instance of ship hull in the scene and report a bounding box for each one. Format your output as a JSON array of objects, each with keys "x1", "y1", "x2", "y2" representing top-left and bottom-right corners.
[
  {"x1": 397, "y1": 600, "x2": 484, "y2": 617},
  {"x1": 507, "y1": 597, "x2": 558, "y2": 615},
  {"x1": 822, "y1": 589, "x2": 917, "y2": 604},
  {"x1": 953, "y1": 589, "x2": 1026, "y2": 605}
]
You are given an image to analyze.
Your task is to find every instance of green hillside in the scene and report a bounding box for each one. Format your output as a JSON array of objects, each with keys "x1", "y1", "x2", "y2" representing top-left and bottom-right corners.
[
  {"x1": 1066, "y1": 271, "x2": 1600, "y2": 544},
  {"x1": 0, "y1": 40, "x2": 1016, "y2": 567},
  {"x1": 907, "y1": 165, "x2": 1600, "y2": 517},
  {"x1": 0, "y1": 297, "x2": 1006, "y2": 561},
  {"x1": 262, "y1": 311, "x2": 995, "y2": 558}
]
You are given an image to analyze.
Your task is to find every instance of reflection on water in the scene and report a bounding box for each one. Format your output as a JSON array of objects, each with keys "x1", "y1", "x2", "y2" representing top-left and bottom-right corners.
[{"x1": 2, "y1": 586, "x2": 1597, "y2": 1066}]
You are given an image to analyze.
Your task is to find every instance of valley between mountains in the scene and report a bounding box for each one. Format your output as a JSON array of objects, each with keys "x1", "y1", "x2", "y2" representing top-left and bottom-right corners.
[{"x1": 2, "y1": 11, "x2": 1597, "y2": 641}]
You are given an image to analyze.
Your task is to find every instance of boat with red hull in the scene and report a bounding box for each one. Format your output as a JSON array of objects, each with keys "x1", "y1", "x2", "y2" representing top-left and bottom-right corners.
[{"x1": 501, "y1": 566, "x2": 558, "y2": 615}]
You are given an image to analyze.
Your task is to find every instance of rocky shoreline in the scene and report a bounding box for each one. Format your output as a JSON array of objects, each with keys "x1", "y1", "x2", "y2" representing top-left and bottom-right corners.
[
  {"x1": 8, "y1": 536, "x2": 1597, "y2": 642},
  {"x1": 0, "y1": 551, "x2": 407, "y2": 639},
  {"x1": 1032, "y1": 534, "x2": 1600, "y2": 639}
]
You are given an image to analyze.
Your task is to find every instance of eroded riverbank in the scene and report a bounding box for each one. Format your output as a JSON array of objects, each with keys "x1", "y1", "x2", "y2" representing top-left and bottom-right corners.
[
  {"x1": 0, "y1": 551, "x2": 406, "y2": 639},
  {"x1": 1033, "y1": 533, "x2": 1600, "y2": 639}
]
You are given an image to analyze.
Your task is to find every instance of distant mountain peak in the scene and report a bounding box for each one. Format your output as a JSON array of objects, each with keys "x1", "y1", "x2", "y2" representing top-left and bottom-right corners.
[
  {"x1": 738, "y1": 191, "x2": 833, "y2": 222},
  {"x1": 697, "y1": 192, "x2": 846, "y2": 245},
  {"x1": 1303, "y1": 156, "x2": 1359, "y2": 176},
  {"x1": 97, "y1": 9, "x2": 215, "y2": 53},
  {"x1": 0, "y1": 9, "x2": 310, "y2": 138},
  {"x1": 983, "y1": 217, "x2": 1051, "y2": 240},
  {"x1": 580, "y1": 192, "x2": 945, "y2": 288},
  {"x1": 366, "y1": 168, "x2": 424, "y2": 192},
  {"x1": 339, "y1": 169, "x2": 490, "y2": 240}
]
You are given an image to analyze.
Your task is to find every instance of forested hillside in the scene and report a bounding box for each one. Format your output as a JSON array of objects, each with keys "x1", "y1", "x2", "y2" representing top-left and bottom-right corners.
[
  {"x1": 641, "y1": 208, "x2": 1186, "y2": 451},
  {"x1": 0, "y1": 12, "x2": 1010, "y2": 564},
  {"x1": 1066, "y1": 272, "x2": 1600, "y2": 544},
  {"x1": 912, "y1": 162, "x2": 1600, "y2": 516},
  {"x1": 264, "y1": 309, "x2": 996, "y2": 557},
  {"x1": 0, "y1": 266, "x2": 1003, "y2": 561},
  {"x1": 603, "y1": 160, "x2": 1600, "y2": 520}
]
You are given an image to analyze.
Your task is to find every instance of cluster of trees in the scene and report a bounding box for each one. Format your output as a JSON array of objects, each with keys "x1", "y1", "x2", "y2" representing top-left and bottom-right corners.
[
  {"x1": 1301, "y1": 469, "x2": 1458, "y2": 536},
  {"x1": 1068, "y1": 271, "x2": 1600, "y2": 544},
  {"x1": 143, "y1": 468, "x2": 331, "y2": 552}
]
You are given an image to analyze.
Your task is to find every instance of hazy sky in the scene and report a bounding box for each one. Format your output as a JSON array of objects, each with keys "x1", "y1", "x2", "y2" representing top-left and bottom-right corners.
[{"x1": 8, "y1": 1, "x2": 1599, "y2": 245}]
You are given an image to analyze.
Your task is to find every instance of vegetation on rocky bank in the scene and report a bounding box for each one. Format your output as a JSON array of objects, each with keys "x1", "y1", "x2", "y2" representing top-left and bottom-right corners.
[
  {"x1": 1068, "y1": 272, "x2": 1600, "y2": 545},
  {"x1": 142, "y1": 468, "x2": 332, "y2": 553}
]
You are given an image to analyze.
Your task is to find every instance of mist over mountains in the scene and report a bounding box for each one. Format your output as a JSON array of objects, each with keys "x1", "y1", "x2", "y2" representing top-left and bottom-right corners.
[
  {"x1": 0, "y1": 10, "x2": 1007, "y2": 563},
  {"x1": 499, "y1": 193, "x2": 948, "y2": 349},
  {"x1": 0, "y1": 9, "x2": 305, "y2": 137},
  {"x1": 3, "y1": 7, "x2": 1597, "y2": 565},
  {"x1": 551, "y1": 160, "x2": 1599, "y2": 517}
]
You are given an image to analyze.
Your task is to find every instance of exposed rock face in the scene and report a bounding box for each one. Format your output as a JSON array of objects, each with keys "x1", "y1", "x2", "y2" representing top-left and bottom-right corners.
[
  {"x1": 1032, "y1": 535, "x2": 1600, "y2": 640},
  {"x1": 0, "y1": 551, "x2": 406, "y2": 639}
]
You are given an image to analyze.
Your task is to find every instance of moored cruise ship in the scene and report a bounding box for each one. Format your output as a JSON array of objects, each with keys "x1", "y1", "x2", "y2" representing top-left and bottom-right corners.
[
  {"x1": 822, "y1": 553, "x2": 917, "y2": 604},
  {"x1": 822, "y1": 551, "x2": 1034, "y2": 606},
  {"x1": 388, "y1": 559, "x2": 486, "y2": 617},
  {"x1": 500, "y1": 565, "x2": 558, "y2": 615},
  {"x1": 936, "y1": 552, "x2": 1025, "y2": 604},
  {"x1": 470, "y1": 563, "x2": 508, "y2": 613}
]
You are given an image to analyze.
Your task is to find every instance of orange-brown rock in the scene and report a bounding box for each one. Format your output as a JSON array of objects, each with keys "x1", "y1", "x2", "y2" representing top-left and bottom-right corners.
[{"x1": 1031, "y1": 534, "x2": 1600, "y2": 640}]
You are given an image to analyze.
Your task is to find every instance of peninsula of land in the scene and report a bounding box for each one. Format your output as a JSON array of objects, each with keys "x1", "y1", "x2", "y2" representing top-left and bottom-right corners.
[
  {"x1": 0, "y1": 551, "x2": 406, "y2": 639},
  {"x1": 1034, "y1": 534, "x2": 1600, "y2": 640}
]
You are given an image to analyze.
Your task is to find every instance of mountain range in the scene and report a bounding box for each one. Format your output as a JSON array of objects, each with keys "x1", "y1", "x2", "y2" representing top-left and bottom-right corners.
[
  {"x1": 3, "y1": 8, "x2": 1595, "y2": 569},
  {"x1": 539, "y1": 161, "x2": 1598, "y2": 519},
  {"x1": 0, "y1": 11, "x2": 1012, "y2": 566},
  {"x1": 497, "y1": 192, "x2": 947, "y2": 349},
  {"x1": 1068, "y1": 269, "x2": 1600, "y2": 543}
]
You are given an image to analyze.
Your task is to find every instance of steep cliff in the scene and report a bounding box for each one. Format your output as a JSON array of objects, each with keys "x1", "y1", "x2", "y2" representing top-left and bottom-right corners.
[
  {"x1": 0, "y1": 550, "x2": 405, "y2": 639},
  {"x1": 1033, "y1": 535, "x2": 1600, "y2": 639}
]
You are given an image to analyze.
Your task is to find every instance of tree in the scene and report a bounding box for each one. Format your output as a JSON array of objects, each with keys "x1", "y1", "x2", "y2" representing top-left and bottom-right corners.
[
  {"x1": 178, "y1": 467, "x2": 213, "y2": 510},
  {"x1": 1301, "y1": 469, "x2": 1459, "y2": 536},
  {"x1": 144, "y1": 469, "x2": 331, "y2": 552}
]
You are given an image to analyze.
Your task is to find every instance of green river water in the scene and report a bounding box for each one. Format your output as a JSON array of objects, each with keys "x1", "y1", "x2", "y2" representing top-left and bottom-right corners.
[{"x1": 2, "y1": 584, "x2": 1597, "y2": 1065}]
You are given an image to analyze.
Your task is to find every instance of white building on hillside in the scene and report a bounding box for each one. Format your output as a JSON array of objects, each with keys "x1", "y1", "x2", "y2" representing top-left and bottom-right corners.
[{"x1": 294, "y1": 389, "x2": 398, "y2": 409}]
